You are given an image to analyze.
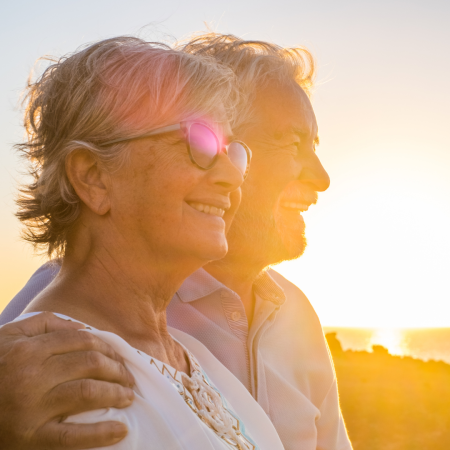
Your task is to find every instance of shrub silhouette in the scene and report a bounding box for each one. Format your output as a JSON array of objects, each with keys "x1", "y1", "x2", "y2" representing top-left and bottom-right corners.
[{"x1": 325, "y1": 332, "x2": 450, "y2": 450}]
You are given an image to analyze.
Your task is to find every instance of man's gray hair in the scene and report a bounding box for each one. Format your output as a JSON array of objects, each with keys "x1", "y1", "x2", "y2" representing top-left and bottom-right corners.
[
  {"x1": 16, "y1": 36, "x2": 239, "y2": 258},
  {"x1": 176, "y1": 33, "x2": 315, "y2": 132}
]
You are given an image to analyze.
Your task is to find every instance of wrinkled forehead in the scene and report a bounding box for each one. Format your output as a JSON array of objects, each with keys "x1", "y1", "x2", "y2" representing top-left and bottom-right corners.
[{"x1": 252, "y1": 82, "x2": 317, "y2": 138}]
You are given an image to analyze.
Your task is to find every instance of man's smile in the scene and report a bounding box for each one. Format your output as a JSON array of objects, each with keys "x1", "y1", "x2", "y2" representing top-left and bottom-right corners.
[
  {"x1": 276, "y1": 179, "x2": 318, "y2": 215},
  {"x1": 280, "y1": 202, "x2": 310, "y2": 212}
]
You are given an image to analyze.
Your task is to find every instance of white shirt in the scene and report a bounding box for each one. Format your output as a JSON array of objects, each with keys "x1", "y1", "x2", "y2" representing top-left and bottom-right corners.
[
  {"x1": 15, "y1": 312, "x2": 285, "y2": 450},
  {"x1": 2, "y1": 265, "x2": 352, "y2": 450}
]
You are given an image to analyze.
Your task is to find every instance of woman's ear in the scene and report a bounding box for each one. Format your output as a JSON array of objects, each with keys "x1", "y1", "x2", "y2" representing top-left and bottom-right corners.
[{"x1": 65, "y1": 149, "x2": 111, "y2": 216}]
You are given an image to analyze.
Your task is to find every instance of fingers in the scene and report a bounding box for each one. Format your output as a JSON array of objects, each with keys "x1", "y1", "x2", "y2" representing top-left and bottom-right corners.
[
  {"x1": 42, "y1": 330, "x2": 134, "y2": 386},
  {"x1": 47, "y1": 349, "x2": 134, "y2": 387},
  {"x1": 4, "y1": 325, "x2": 135, "y2": 388},
  {"x1": 48, "y1": 379, "x2": 134, "y2": 417},
  {"x1": 0, "y1": 312, "x2": 135, "y2": 450},
  {"x1": 37, "y1": 420, "x2": 128, "y2": 449},
  {"x1": 35, "y1": 328, "x2": 126, "y2": 364},
  {"x1": 49, "y1": 379, "x2": 134, "y2": 416},
  {"x1": 1, "y1": 312, "x2": 85, "y2": 339}
]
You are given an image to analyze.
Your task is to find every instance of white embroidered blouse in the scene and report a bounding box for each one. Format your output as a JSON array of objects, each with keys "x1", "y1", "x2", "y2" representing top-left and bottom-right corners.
[{"x1": 16, "y1": 313, "x2": 285, "y2": 450}]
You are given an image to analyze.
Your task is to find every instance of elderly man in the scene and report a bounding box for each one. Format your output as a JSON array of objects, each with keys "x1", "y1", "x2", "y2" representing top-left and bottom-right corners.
[{"x1": 0, "y1": 34, "x2": 352, "y2": 450}]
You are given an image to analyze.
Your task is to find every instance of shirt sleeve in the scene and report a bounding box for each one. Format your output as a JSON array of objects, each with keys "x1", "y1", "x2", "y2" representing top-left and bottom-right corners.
[
  {"x1": 316, "y1": 377, "x2": 353, "y2": 450},
  {"x1": 0, "y1": 261, "x2": 60, "y2": 325}
]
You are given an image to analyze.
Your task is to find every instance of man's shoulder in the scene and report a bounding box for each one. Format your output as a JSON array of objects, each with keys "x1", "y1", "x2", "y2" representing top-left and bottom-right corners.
[
  {"x1": 0, "y1": 261, "x2": 61, "y2": 326},
  {"x1": 268, "y1": 268, "x2": 307, "y2": 295},
  {"x1": 266, "y1": 269, "x2": 328, "y2": 349}
]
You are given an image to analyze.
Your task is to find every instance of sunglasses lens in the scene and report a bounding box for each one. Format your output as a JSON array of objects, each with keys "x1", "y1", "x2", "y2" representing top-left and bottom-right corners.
[
  {"x1": 227, "y1": 141, "x2": 249, "y2": 176},
  {"x1": 188, "y1": 123, "x2": 219, "y2": 168}
]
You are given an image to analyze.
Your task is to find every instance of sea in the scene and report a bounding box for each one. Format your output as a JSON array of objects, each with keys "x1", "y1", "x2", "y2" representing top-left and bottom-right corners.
[{"x1": 322, "y1": 327, "x2": 450, "y2": 364}]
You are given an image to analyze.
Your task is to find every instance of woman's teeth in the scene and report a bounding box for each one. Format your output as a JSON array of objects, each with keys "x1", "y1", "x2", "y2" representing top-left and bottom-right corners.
[
  {"x1": 280, "y1": 202, "x2": 309, "y2": 212},
  {"x1": 189, "y1": 202, "x2": 225, "y2": 217}
]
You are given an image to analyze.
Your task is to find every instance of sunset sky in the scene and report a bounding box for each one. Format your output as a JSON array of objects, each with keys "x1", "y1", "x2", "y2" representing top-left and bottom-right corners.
[{"x1": 1, "y1": 0, "x2": 449, "y2": 327}]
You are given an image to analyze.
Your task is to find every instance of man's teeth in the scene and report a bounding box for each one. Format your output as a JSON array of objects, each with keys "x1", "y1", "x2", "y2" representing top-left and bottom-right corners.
[
  {"x1": 280, "y1": 202, "x2": 309, "y2": 212},
  {"x1": 189, "y1": 202, "x2": 225, "y2": 217}
]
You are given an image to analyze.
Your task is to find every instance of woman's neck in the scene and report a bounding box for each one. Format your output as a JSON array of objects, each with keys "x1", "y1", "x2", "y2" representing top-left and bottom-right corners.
[{"x1": 25, "y1": 242, "x2": 199, "y2": 373}]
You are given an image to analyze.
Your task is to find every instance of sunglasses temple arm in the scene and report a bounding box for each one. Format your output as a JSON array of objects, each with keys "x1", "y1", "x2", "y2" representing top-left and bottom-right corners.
[
  {"x1": 144, "y1": 123, "x2": 182, "y2": 136},
  {"x1": 101, "y1": 123, "x2": 182, "y2": 146}
]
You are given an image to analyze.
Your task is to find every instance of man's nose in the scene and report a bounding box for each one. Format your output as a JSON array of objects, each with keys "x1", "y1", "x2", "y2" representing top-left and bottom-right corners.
[
  {"x1": 208, "y1": 152, "x2": 244, "y2": 192},
  {"x1": 299, "y1": 152, "x2": 330, "y2": 192}
]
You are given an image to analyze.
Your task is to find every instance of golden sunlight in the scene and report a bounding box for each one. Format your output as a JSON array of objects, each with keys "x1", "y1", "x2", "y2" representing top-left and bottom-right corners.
[{"x1": 276, "y1": 142, "x2": 450, "y2": 329}]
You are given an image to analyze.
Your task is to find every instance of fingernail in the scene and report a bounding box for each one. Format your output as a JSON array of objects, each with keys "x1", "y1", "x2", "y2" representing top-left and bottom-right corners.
[
  {"x1": 113, "y1": 423, "x2": 128, "y2": 439},
  {"x1": 126, "y1": 388, "x2": 135, "y2": 401},
  {"x1": 127, "y1": 372, "x2": 135, "y2": 387}
]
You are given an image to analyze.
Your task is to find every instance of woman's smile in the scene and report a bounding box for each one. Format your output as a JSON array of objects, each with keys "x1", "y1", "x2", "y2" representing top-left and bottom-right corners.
[
  {"x1": 186, "y1": 201, "x2": 226, "y2": 218},
  {"x1": 185, "y1": 194, "x2": 231, "y2": 221}
]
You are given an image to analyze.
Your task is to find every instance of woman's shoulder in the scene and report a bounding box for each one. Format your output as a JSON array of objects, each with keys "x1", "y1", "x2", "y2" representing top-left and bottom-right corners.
[{"x1": 13, "y1": 314, "x2": 284, "y2": 450}]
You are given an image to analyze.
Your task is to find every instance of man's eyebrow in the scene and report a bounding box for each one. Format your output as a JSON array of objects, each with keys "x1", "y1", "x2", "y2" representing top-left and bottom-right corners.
[{"x1": 292, "y1": 128, "x2": 320, "y2": 146}]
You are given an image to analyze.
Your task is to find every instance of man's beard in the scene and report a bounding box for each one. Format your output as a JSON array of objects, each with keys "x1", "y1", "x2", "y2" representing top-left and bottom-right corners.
[{"x1": 224, "y1": 193, "x2": 307, "y2": 272}]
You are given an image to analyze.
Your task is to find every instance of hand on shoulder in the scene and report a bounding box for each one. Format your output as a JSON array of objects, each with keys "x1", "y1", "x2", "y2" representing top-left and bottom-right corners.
[{"x1": 0, "y1": 312, "x2": 135, "y2": 450}]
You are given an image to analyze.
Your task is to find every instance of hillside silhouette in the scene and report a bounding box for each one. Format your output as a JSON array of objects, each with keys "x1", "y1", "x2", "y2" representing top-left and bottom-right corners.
[{"x1": 326, "y1": 332, "x2": 450, "y2": 450}]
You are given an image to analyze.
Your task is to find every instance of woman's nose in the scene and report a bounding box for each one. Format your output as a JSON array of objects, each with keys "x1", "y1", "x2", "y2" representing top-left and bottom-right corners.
[{"x1": 208, "y1": 152, "x2": 245, "y2": 192}]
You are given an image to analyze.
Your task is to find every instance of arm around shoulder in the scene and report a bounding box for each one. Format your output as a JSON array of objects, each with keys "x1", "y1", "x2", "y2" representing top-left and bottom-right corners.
[{"x1": 0, "y1": 312, "x2": 133, "y2": 450}]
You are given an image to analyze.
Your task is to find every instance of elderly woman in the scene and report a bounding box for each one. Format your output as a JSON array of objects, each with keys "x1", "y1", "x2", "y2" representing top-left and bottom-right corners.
[{"x1": 14, "y1": 37, "x2": 284, "y2": 450}]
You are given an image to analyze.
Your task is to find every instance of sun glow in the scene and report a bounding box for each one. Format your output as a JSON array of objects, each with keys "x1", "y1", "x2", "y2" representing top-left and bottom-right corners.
[
  {"x1": 275, "y1": 141, "x2": 450, "y2": 328},
  {"x1": 369, "y1": 328, "x2": 405, "y2": 356}
]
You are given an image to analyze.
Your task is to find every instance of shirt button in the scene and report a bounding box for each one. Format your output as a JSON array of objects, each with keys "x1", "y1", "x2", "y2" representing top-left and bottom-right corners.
[{"x1": 231, "y1": 311, "x2": 241, "y2": 321}]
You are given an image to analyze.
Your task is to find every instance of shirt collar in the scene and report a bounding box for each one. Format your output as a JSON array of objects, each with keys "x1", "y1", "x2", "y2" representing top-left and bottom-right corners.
[
  {"x1": 177, "y1": 267, "x2": 286, "y2": 306},
  {"x1": 254, "y1": 269, "x2": 286, "y2": 306},
  {"x1": 177, "y1": 268, "x2": 228, "y2": 303}
]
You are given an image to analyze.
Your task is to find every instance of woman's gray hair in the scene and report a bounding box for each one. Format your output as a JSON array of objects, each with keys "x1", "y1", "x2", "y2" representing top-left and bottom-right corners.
[
  {"x1": 16, "y1": 36, "x2": 239, "y2": 258},
  {"x1": 176, "y1": 33, "x2": 316, "y2": 133}
]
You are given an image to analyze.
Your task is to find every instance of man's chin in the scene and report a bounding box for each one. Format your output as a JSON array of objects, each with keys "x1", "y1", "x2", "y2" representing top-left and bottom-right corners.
[
  {"x1": 272, "y1": 234, "x2": 307, "y2": 265},
  {"x1": 222, "y1": 206, "x2": 307, "y2": 270},
  {"x1": 275, "y1": 215, "x2": 307, "y2": 262}
]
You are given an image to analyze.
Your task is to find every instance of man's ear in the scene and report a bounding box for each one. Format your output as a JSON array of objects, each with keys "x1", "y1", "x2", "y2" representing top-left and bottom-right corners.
[{"x1": 65, "y1": 149, "x2": 111, "y2": 216}]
